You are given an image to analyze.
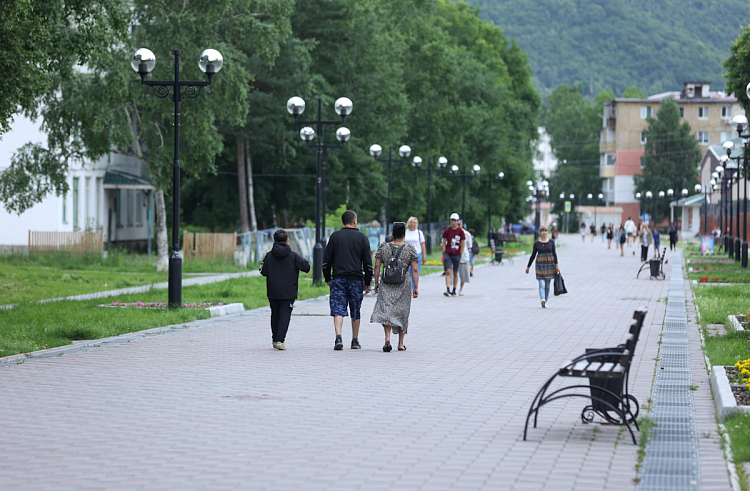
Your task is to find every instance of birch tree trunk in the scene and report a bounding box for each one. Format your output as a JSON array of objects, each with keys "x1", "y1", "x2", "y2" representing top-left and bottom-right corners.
[
  {"x1": 237, "y1": 136, "x2": 250, "y2": 233},
  {"x1": 154, "y1": 190, "x2": 169, "y2": 272},
  {"x1": 245, "y1": 139, "x2": 258, "y2": 232}
]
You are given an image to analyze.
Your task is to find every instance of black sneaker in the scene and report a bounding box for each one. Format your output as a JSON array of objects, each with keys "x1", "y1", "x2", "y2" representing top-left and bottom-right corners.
[
  {"x1": 351, "y1": 339, "x2": 361, "y2": 349},
  {"x1": 451, "y1": 289, "x2": 457, "y2": 296},
  {"x1": 334, "y1": 336, "x2": 343, "y2": 350},
  {"x1": 444, "y1": 289, "x2": 451, "y2": 297}
]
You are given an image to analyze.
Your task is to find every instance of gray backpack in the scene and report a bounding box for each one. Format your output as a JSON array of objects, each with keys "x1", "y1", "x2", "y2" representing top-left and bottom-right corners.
[{"x1": 382, "y1": 244, "x2": 407, "y2": 284}]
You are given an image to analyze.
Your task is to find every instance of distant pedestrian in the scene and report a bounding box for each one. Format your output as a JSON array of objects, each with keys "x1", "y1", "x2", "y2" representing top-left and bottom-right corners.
[
  {"x1": 600, "y1": 223, "x2": 606, "y2": 243},
  {"x1": 639, "y1": 223, "x2": 651, "y2": 262},
  {"x1": 590, "y1": 224, "x2": 596, "y2": 243},
  {"x1": 526, "y1": 226, "x2": 560, "y2": 308},
  {"x1": 368, "y1": 220, "x2": 381, "y2": 260},
  {"x1": 458, "y1": 226, "x2": 472, "y2": 295},
  {"x1": 618, "y1": 224, "x2": 626, "y2": 256},
  {"x1": 441, "y1": 213, "x2": 465, "y2": 297},
  {"x1": 323, "y1": 210, "x2": 374, "y2": 351},
  {"x1": 260, "y1": 229, "x2": 311, "y2": 350},
  {"x1": 580, "y1": 222, "x2": 586, "y2": 242},
  {"x1": 624, "y1": 217, "x2": 636, "y2": 247},
  {"x1": 653, "y1": 228, "x2": 661, "y2": 256},
  {"x1": 371, "y1": 222, "x2": 419, "y2": 352},
  {"x1": 669, "y1": 226, "x2": 678, "y2": 251},
  {"x1": 468, "y1": 227, "x2": 478, "y2": 276},
  {"x1": 405, "y1": 216, "x2": 426, "y2": 291},
  {"x1": 606, "y1": 224, "x2": 613, "y2": 249}
]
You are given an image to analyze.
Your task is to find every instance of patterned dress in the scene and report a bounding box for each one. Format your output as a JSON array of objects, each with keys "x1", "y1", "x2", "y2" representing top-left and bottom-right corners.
[
  {"x1": 527, "y1": 240, "x2": 558, "y2": 279},
  {"x1": 370, "y1": 242, "x2": 419, "y2": 334}
]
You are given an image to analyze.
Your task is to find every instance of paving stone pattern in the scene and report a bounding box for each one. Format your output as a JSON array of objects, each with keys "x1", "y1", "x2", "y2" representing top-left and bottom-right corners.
[{"x1": 0, "y1": 236, "x2": 730, "y2": 490}]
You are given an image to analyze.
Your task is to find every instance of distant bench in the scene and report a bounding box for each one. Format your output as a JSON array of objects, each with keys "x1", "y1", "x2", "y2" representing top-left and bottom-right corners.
[
  {"x1": 497, "y1": 233, "x2": 520, "y2": 244},
  {"x1": 523, "y1": 308, "x2": 648, "y2": 444}
]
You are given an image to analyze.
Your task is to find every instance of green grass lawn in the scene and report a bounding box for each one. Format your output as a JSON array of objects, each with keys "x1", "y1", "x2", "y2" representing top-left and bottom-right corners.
[
  {"x1": 692, "y1": 272, "x2": 750, "y2": 484},
  {"x1": 0, "y1": 251, "x2": 257, "y2": 304},
  {"x1": 0, "y1": 276, "x2": 328, "y2": 357}
]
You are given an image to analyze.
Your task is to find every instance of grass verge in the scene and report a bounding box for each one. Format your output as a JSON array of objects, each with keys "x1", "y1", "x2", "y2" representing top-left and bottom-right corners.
[{"x1": 0, "y1": 276, "x2": 328, "y2": 357}]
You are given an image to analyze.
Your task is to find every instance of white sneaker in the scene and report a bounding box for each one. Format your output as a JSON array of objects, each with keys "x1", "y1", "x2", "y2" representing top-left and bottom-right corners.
[
  {"x1": 273, "y1": 342, "x2": 286, "y2": 350},
  {"x1": 459, "y1": 291, "x2": 465, "y2": 296}
]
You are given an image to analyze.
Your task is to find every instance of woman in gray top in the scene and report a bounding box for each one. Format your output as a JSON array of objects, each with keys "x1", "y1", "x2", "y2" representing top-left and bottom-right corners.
[{"x1": 371, "y1": 222, "x2": 419, "y2": 352}]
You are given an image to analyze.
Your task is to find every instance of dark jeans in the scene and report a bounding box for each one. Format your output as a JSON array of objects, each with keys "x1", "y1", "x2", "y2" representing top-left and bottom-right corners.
[
  {"x1": 670, "y1": 239, "x2": 677, "y2": 251},
  {"x1": 270, "y1": 298, "x2": 295, "y2": 343},
  {"x1": 641, "y1": 245, "x2": 649, "y2": 262}
]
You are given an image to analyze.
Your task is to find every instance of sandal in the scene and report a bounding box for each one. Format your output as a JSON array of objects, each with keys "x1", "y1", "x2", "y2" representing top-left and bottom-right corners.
[
  {"x1": 398, "y1": 346, "x2": 406, "y2": 351},
  {"x1": 383, "y1": 343, "x2": 392, "y2": 352}
]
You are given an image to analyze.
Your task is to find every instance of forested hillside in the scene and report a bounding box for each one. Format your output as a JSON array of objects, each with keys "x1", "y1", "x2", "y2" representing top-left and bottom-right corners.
[{"x1": 470, "y1": 0, "x2": 750, "y2": 97}]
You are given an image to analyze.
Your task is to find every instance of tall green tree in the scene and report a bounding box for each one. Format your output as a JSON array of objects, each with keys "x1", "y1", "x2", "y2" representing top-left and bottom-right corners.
[
  {"x1": 0, "y1": 0, "x2": 128, "y2": 135},
  {"x1": 634, "y1": 97, "x2": 700, "y2": 223},
  {"x1": 0, "y1": 0, "x2": 294, "y2": 270},
  {"x1": 724, "y1": 26, "x2": 750, "y2": 111},
  {"x1": 545, "y1": 83, "x2": 601, "y2": 231}
]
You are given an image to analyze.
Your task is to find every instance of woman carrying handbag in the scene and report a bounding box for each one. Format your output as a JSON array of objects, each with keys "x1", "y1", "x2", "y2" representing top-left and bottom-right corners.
[{"x1": 526, "y1": 226, "x2": 560, "y2": 308}]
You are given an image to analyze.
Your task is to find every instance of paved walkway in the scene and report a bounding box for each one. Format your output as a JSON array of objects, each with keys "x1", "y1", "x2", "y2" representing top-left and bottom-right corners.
[{"x1": 0, "y1": 235, "x2": 730, "y2": 490}]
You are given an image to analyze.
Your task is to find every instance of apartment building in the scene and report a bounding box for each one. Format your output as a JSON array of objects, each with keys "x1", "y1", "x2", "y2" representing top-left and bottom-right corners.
[{"x1": 599, "y1": 82, "x2": 744, "y2": 222}]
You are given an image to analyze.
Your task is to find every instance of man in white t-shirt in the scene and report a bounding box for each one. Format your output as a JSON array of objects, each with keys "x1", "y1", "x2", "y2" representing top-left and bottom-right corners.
[{"x1": 624, "y1": 217, "x2": 636, "y2": 246}]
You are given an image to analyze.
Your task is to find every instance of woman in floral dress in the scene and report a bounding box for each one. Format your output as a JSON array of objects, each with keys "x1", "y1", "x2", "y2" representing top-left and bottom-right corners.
[{"x1": 371, "y1": 222, "x2": 419, "y2": 352}]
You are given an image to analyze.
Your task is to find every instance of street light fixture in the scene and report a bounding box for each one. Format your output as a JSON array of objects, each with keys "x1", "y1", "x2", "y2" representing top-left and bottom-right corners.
[
  {"x1": 370, "y1": 144, "x2": 411, "y2": 236},
  {"x1": 287, "y1": 96, "x2": 353, "y2": 285},
  {"x1": 130, "y1": 47, "x2": 223, "y2": 308},
  {"x1": 730, "y1": 110, "x2": 749, "y2": 267},
  {"x1": 411, "y1": 155, "x2": 447, "y2": 253}
]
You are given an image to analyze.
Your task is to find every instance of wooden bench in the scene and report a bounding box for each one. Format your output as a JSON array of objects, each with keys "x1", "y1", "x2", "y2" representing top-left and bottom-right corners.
[
  {"x1": 498, "y1": 233, "x2": 520, "y2": 243},
  {"x1": 523, "y1": 308, "x2": 647, "y2": 444}
]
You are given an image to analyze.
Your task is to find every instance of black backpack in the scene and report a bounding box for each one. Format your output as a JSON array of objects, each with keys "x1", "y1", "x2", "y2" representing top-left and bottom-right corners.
[
  {"x1": 382, "y1": 244, "x2": 407, "y2": 284},
  {"x1": 471, "y1": 237, "x2": 480, "y2": 255}
]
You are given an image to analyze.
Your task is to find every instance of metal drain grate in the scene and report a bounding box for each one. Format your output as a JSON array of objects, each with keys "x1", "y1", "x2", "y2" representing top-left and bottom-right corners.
[{"x1": 637, "y1": 250, "x2": 700, "y2": 490}]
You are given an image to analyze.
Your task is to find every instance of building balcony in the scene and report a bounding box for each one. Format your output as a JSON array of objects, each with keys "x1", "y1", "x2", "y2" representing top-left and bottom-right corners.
[
  {"x1": 600, "y1": 141, "x2": 616, "y2": 153},
  {"x1": 600, "y1": 165, "x2": 616, "y2": 178}
]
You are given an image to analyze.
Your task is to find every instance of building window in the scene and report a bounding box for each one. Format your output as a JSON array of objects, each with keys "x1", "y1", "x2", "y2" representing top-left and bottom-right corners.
[
  {"x1": 136, "y1": 191, "x2": 143, "y2": 226},
  {"x1": 640, "y1": 156, "x2": 644, "y2": 169},
  {"x1": 698, "y1": 106, "x2": 709, "y2": 119},
  {"x1": 722, "y1": 106, "x2": 732, "y2": 119},
  {"x1": 116, "y1": 190, "x2": 123, "y2": 228},
  {"x1": 640, "y1": 131, "x2": 647, "y2": 144},
  {"x1": 62, "y1": 192, "x2": 67, "y2": 224},
  {"x1": 84, "y1": 177, "x2": 90, "y2": 229},
  {"x1": 72, "y1": 177, "x2": 79, "y2": 230},
  {"x1": 127, "y1": 190, "x2": 133, "y2": 226},
  {"x1": 640, "y1": 106, "x2": 652, "y2": 119},
  {"x1": 95, "y1": 177, "x2": 102, "y2": 229},
  {"x1": 697, "y1": 131, "x2": 709, "y2": 145},
  {"x1": 604, "y1": 153, "x2": 615, "y2": 166},
  {"x1": 679, "y1": 107, "x2": 684, "y2": 118},
  {"x1": 721, "y1": 131, "x2": 733, "y2": 143}
]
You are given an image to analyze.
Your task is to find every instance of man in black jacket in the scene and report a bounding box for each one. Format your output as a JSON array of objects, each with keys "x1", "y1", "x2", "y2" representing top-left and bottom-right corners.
[
  {"x1": 323, "y1": 210, "x2": 373, "y2": 350},
  {"x1": 260, "y1": 229, "x2": 311, "y2": 350}
]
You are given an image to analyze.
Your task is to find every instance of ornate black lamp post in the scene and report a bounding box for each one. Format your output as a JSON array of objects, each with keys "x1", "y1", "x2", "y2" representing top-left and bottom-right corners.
[
  {"x1": 730, "y1": 113, "x2": 749, "y2": 268},
  {"x1": 636, "y1": 192, "x2": 642, "y2": 222},
  {"x1": 722, "y1": 138, "x2": 744, "y2": 263},
  {"x1": 411, "y1": 155, "x2": 448, "y2": 254},
  {"x1": 286, "y1": 96, "x2": 353, "y2": 285},
  {"x1": 696, "y1": 180, "x2": 716, "y2": 238},
  {"x1": 529, "y1": 180, "x2": 548, "y2": 240},
  {"x1": 487, "y1": 172, "x2": 504, "y2": 240},
  {"x1": 130, "y1": 48, "x2": 224, "y2": 308},
  {"x1": 370, "y1": 144, "x2": 411, "y2": 237},
  {"x1": 450, "y1": 164, "x2": 481, "y2": 221},
  {"x1": 645, "y1": 191, "x2": 653, "y2": 224},
  {"x1": 587, "y1": 192, "x2": 603, "y2": 229}
]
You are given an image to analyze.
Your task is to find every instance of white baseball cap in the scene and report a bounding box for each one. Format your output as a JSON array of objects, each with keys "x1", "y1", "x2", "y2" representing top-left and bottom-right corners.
[{"x1": 450, "y1": 213, "x2": 460, "y2": 220}]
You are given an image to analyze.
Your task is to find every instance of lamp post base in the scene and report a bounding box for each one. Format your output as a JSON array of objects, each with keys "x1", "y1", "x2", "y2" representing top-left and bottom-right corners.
[
  {"x1": 743, "y1": 241, "x2": 748, "y2": 269},
  {"x1": 312, "y1": 242, "x2": 324, "y2": 286},
  {"x1": 735, "y1": 238, "x2": 742, "y2": 262},
  {"x1": 168, "y1": 251, "x2": 182, "y2": 308},
  {"x1": 728, "y1": 236, "x2": 734, "y2": 258}
]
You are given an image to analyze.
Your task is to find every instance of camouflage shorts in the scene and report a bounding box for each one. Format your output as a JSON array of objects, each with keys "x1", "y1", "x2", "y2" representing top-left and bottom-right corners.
[{"x1": 329, "y1": 278, "x2": 364, "y2": 320}]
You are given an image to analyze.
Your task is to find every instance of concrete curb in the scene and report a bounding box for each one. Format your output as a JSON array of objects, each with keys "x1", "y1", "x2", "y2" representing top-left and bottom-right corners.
[
  {"x1": 206, "y1": 303, "x2": 245, "y2": 317},
  {"x1": 728, "y1": 314, "x2": 745, "y2": 333},
  {"x1": 710, "y1": 366, "x2": 750, "y2": 421}
]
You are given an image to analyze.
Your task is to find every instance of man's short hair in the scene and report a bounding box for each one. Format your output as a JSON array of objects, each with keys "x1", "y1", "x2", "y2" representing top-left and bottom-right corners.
[
  {"x1": 273, "y1": 229, "x2": 289, "y2": 242},
  {"x1": 342, "y1": 210, "x2": 357, "y2": 225}
]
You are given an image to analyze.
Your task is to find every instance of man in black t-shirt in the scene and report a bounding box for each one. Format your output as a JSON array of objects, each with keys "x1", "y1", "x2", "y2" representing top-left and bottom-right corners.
[{"x1": 323, "y1": 210, "x2": 373, "y2": 351}]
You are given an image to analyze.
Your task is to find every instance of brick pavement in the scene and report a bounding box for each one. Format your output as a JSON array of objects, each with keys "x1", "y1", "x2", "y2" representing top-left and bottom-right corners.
[{"x1": 0, "y1": 235, "x2": 731, "y2": 490}]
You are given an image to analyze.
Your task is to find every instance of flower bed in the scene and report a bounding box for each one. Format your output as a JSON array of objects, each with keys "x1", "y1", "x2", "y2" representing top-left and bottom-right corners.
[
  {"x1": 698, "y1": 277, "x2": 750, "y2": 283},
  {"x1": 108, "y1": 301, "x2": 223, "y2": 309},
  {"x1": 726, "y1": 364, "x2": 750, "y2": 405},
  {"x1": 688, "y1": 259, "x2": 736, "y2": 264}
]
